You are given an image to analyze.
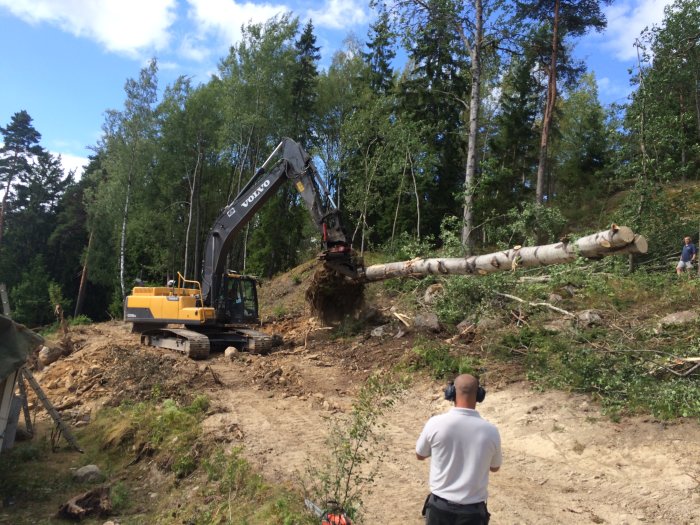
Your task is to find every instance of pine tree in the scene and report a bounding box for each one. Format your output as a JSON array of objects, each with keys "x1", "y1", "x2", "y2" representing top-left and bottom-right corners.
[
  {"x1": 291, "y1": 19, "x2": 321, "y2": 148},
  {"x1": 398, "y1": 0, "x2": 469, "y2": 238},
  {"x1": 516, "y1": 0, "x2": 612, "y2": 204},
  {"x1": 0, "y1": 110, "x2": 44, "y2": 247},
  {"x1": 363, "y1": 9, "x2": 396, "y2": 95}
]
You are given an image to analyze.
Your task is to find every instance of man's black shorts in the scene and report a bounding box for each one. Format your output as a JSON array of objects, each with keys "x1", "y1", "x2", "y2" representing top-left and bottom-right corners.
[{"x1": 424, "y1": 494, "x2": 490, "y2": 525}]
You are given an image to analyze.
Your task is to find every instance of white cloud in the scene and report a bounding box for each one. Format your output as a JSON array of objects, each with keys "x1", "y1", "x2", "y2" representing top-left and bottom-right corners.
[
  {"x1": 186, "y1": 0, "x2": 289, "y2": 48},
  {"x1": 601, "y1": 0, "x2": 673, "y2": 61},
  {"x1": 55, "y1": 152, "x2": 89, "y2": 178},
  {"x1": 307, "y1": 0, "x2": 369, "y2": 30},
  {"x1": 0, "y1": 0, "x2": 177, "y2": 56},
  {"x1": 179, "y1": 34, "x2": 212, "y2": 62}
]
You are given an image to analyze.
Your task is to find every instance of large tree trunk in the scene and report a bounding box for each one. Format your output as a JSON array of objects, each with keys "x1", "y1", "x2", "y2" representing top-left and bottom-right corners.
[
  {"x1": 361, "y1": 225, "x2": 647, "y2": 282},
  {"x1": 74, "y1": 231, "x2": 93, "y2": 318},
  {"x1": 119, "y1": 169, "x2": 132, "y2": 300},
  {"x1": 536, "y1": 0, "x2": 560, "y2": 204},
  {"x1": 184, "y1": 148, "x2": 201, "y2": 280},
  {"x1": 461, "y1": 0, "x2": 483, "y2": 253}
]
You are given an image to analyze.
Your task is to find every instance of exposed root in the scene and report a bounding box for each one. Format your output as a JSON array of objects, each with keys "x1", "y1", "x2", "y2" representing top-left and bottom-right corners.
[{"x1": 305, "y1": 265, "x2": 364, "y2": 325}]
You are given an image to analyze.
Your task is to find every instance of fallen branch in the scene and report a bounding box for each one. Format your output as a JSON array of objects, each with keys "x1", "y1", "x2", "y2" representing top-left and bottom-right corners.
[
  {"x1": 392, "y1": 312, "x2": 411, "y2": 327},
  {"x1": 495, "y1": 292, "x2": 576, "y2": 318}
]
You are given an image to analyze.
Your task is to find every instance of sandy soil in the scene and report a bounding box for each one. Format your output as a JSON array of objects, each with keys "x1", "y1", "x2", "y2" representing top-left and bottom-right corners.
[{"x1": 35, "y1": 321, "x2": 700, "y2": 524}]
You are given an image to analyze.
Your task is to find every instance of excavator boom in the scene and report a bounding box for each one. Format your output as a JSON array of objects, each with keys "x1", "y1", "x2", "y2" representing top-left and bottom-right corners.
[
  {"x1": 201, "y1": 138, "x2": 358, "y2": 306},
  {"x1": 125, "y1": 138, "x2": 360, "y2": 358}
]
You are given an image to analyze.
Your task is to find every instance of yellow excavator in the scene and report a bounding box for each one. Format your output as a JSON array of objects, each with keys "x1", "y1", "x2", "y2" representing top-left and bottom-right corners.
[{"x1": 124, "y1": 138, "x2": 362, "y2": 359}]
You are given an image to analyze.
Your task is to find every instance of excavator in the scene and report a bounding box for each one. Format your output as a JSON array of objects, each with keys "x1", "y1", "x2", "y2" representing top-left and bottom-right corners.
[{"x1": 124, "y1": 138, "x2": 363, "y2": 359}]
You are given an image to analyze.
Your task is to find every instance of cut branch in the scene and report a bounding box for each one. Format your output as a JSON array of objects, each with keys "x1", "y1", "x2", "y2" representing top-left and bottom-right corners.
[{"x1": 494, "y1": 292, "x2": 575, "y2": 318}]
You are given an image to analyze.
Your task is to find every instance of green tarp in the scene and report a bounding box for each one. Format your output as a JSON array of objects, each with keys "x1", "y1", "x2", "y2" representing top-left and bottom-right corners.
[{"x1": 0, "y1": 314, "x2": 43, "y2": 380}]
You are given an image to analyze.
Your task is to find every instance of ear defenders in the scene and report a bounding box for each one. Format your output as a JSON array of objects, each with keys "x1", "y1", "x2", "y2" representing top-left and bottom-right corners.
[{"x1": 444, "y1": 380, "x2": 486, "y2": 403}]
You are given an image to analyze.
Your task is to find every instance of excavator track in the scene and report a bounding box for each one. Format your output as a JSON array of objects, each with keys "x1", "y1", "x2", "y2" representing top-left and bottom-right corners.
[
  {"x1": 140, "y1": 328, "x2": 210, "y2": 360},
  {"x1": 234, "y1": 328, "x2": 278, "y2": 354}
]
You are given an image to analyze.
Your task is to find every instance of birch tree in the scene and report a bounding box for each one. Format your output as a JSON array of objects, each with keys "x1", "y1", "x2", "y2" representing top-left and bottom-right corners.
[
  {"x1": 382, "y1": 0, "x2": 509, "y2": 253},
  {"x1": 100, "y1": 59, "x2": 159, "y2": 300}
]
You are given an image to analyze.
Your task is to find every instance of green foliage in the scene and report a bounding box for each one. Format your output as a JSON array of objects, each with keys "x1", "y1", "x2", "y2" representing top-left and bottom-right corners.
[
  {"x1": 70, "y1": 314, "x2": 93, "y2": 326},
  {"x1": 411, "y1": 339, "x2": 481, "y2": 379},
  {"x1": 198, "y1": 448, "x2": 315, "y2": 525},
  {"x1": 304, "y1": 374, "x2": 406, "y2": 520},
  {"x1": 202, "y1": 447, "x2": 263, "y2": 498},
  {"x1": 9, "y1": 257, "x2": 53, "y2": 327},
  {"x1": 434, "y1": 272, "x2": 515, "y2": 325},
  {"x1": 523, "y1": 330, "x2": 700, "y2": 420},
  {"x1": 0, "y1": 437, "x2": 71, "y2": 504},
  {"x1": 110, "y1": 481, "x2": 131, "y2": 513},
  {"x1": 439, "y1": 215, "x2": 466, "y2": 257},
  {"x1": 331, "y1": 316, "x2": 365, "y2": 339},
  {"x1": 491, "y1": 203, "x2": 567, "y2": 247},
  {"x1": 383, "y1": 231, "x2": 435, "y2": 261},
  {"x1": 93, "y1": 396, "x2": 209, "y2": 478}
]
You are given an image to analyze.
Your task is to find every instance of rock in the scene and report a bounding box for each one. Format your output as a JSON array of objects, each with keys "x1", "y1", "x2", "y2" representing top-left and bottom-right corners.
[
  {"x1": 575, "y1": 310, "x2": 602, "y2": 328},
  {"x1": 38, "y1": 345, "x2": 66, "y2": 367},
  {"x1": 73, "y1": 465, "x2": 103, "y2": 483},
  {"x1": 371, "y1": 325, "x2": 388, "y2": 337},
  {"x1": 543, "y1": 319, "x2": 574, "y2": 333},
  {"x1": 357, "y1": 306, "x2": 382, "y2": 323},
  {"x1": 423, "y1": 284, "x2": 444, "y2": 305},
  {"x1": 456, "y1": 318, "x2": 474, "y2": 332},
  {"x1": 414, "y1": 312, "x2": 440, "y2": 332},
  {"x1": 548, "y1": 293, "x2": 563, "y2": 303},
  {"x1": 264, "y1": 367, "x2": 283, "y2": 380},
  {"x1": 658, "y1": 310, "x2": 700, "y2": 327},
  {"x1": 224, "y1": 347, "x2": 239, "y2": 360},
  {"x1": 476, "y1": 315, "x2": 502, "y2": 331}
]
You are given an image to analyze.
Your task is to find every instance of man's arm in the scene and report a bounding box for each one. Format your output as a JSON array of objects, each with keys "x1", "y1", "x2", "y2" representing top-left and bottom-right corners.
[
  {"x1": 490, "y1": 466, "x2": 500, "y2": 472},
  {"x1": 416, "y1": 453, "x2": 428, "y2": 461}
]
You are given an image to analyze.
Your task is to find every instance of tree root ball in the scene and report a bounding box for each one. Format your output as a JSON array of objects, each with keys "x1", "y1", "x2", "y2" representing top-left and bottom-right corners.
[{"x1": 305, "y1": 265, "x2": 365, "y2": 325}]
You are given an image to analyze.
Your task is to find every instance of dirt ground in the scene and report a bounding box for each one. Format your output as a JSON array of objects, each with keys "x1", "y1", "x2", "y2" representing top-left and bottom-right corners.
[{"x1": 31, "y1": 319, "x2": 700, "y2": 525}]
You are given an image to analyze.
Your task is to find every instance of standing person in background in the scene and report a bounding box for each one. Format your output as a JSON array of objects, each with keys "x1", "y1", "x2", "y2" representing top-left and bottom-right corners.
[
  {"x1": 676, "y1": 236, "x2": 697, "y2": 276},
  {"x1": 416, "y1": 374, "x2": 501, "y2": 525}
]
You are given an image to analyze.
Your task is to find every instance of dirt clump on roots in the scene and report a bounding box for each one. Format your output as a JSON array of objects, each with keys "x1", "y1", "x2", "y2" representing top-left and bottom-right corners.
[{"x1": 305, "y1": 265, "x2": 365, "y2": 325}]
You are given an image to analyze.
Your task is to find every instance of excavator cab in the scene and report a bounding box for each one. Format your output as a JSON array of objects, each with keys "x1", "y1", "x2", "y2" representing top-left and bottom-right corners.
[{"x1": 218, "y1": 273, "x2": 259, "y2": 325}]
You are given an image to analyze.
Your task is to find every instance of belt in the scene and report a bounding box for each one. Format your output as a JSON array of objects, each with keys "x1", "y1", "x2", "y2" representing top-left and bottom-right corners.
[{"x1": 430, "y1": 494, "x2": 485, "y2": 509}]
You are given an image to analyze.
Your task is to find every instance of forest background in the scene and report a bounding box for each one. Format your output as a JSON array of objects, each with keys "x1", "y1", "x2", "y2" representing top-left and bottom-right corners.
[{"x1": 1, "y1": 0, "x2": 699, "y2": 327}]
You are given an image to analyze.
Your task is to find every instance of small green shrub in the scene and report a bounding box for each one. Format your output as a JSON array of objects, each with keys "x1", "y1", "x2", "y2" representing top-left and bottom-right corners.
[
  {"x1": 411, "y1": 339, "x2": 481, "y2": 379},
  {"x1": 304, "y1": 374, "x2": 406, "y2": 521},
  {"x1": 110, "y1": 481, "x2": 130, "y2": 512},
  {"x1": 69, "y1": 314, "x2": 93, "y2": 326}
]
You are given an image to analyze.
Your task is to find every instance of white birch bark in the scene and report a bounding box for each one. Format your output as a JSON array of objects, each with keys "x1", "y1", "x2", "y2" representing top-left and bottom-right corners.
[{"x1": 361, "y1": 226, "x2": 647, "y2": 282}]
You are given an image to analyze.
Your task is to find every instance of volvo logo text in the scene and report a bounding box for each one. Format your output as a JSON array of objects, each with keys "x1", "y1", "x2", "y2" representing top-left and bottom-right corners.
[{"x1": 241, "y1": 179, "x2": 271, "y2": 208}]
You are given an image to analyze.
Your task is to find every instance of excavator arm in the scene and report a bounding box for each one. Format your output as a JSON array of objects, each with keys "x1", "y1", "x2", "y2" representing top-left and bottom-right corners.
[{"x1": 201, "y1": 138, "x2": 360, "y2": 306}]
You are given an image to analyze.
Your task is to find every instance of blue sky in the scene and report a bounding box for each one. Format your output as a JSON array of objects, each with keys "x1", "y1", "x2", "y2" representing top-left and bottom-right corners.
[{"x1": 0, "y1": 0, "x2": 674, "y2": 176}]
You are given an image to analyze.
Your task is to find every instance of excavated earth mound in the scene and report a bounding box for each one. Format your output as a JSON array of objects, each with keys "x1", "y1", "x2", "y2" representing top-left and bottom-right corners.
[{"x1": 305, "y1": 265, "x2": 365, "y2": 325}]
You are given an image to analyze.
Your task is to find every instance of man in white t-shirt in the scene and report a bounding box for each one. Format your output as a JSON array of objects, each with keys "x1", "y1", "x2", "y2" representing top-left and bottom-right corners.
[{"x1": 416, "y1": 374, "x2": 502, "y2": 524}]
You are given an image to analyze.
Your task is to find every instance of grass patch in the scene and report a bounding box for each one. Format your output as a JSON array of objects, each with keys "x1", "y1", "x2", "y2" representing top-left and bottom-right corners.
[
  {"x1": 502, "y1": 327, "x2": 700, "y2": 420},
  {"x1": 410, "y1": 339, "x2": 482, "y2": 379}
]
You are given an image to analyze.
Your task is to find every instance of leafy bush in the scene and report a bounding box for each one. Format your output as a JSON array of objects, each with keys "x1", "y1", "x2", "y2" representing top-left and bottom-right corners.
[
  {"x1": 435, "y1": 273, "x2": 515, "y2": 326},
  {"x1": 9, "y1": 257, "x2": 54, "y2": 327},
  {"x1": 304, "y1": 374, "x2": 406, "y2": 521},
  {"x1": 411, "y1": 339, "x2": 481, "y2": 379},
  {"x1": 491, "y1": 203, "x2": 566, "y2": 247}
]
